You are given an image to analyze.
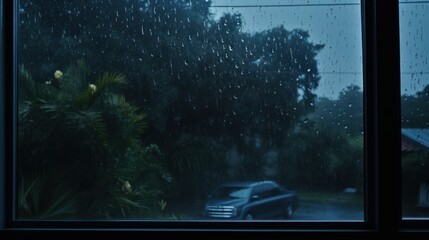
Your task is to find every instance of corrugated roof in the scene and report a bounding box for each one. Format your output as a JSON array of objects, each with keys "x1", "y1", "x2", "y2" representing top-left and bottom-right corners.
[
  {"x1": 402, "y1": 136, "x2": 423, "y2": 152},
  {"x1": 402, "y1": 128, "x2": 429, "y2": 152}
]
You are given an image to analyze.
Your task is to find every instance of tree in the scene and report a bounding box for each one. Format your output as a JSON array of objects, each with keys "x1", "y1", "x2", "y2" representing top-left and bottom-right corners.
[
  {"x1": 18, "y1": 63, "x2": 170, "y2": 219},
  {"x1": 313, "y1": 85, "x2": 363, "y2": 137},
  {"x1": 276, "y1": 85, "x2": 364, "y2": 191},
  {"x1": 278, "y1": 127, "x2": 363, "y2": 192},
  {"x1": 19, "y1": 0, "x2": 323, "y2": 142},
  {"x1": 19, "y1": 0, "x2": 326, "y2": 207},
  {"x1": 401, "y1": 85, "x2": 429, "y2": 128}
]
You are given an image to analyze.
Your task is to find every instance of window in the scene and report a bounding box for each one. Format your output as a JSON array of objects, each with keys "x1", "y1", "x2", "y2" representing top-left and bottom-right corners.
[
  {"x1": 2, "y1": 0, "x2": 426, "y2": 238},
  {"x1": 264, "y1": 183, "x2": 281, "y2": 197},
  {"x1": 400, "y1": 0, "x2": 429, "y2": 220},
  {"x1": 15, "y1": 0, "x2": 363, "y2": 222}
]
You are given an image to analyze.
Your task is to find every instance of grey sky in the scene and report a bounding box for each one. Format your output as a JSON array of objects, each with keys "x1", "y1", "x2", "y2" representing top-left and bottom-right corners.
[
  {"x1": 210, "y1": 0, "x2": 429, "y2": 98},
  {"x1": 400, "y1": 1, "x2": 429, "y2": 96}
]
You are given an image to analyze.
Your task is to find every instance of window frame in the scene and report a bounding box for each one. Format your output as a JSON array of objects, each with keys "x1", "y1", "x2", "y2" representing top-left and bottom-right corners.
[
  {"x1": 1, "y1": 0, "x2": 427, "y2": 238},
  {"x1": 0, "y1": 0, "x2": 5, "y2": 233},
  {"x1": 399, "y1": 0, "x2": 429, "y2": 231}
]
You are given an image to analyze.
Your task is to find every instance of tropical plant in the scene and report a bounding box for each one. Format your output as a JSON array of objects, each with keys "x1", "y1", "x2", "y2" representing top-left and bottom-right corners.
[
  {"x1": 18, "y1": 169, "x2": 79, "y2": 219},
  {"x1": 17, "y1": 62, "x2": 170, "y2": 219}
]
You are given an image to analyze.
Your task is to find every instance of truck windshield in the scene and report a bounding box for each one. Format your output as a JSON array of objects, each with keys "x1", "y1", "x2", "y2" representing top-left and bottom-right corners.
[{"x1": 212, "y1": 187, "x2": 251, "y2": 200}]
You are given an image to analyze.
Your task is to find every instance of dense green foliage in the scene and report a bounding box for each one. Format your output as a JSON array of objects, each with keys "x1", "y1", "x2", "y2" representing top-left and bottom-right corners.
[
  {"x1": 402, "y1": 85, "x2": 429, "y2": 128},
  {"x1": 277, "y1": 85, "x2": 363, "y2": 192},
  {"x1": 18, "y1": 0, "x2": 365, "y2": 218},
  {"x1": 18, "y1": 64, "x2": 170, "y2": 219}
]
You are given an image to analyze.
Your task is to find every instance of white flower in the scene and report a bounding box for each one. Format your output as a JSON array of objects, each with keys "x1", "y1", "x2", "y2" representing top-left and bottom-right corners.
[
  {"x1": 122, "y1": 181, "x2": 132, "y2": 193},
  {"x1": 88, "y1": 84, "x2": 97, "y2": 94},
  {"x1": 54, "y1": 70, "x2": 63, "y2": 79}
]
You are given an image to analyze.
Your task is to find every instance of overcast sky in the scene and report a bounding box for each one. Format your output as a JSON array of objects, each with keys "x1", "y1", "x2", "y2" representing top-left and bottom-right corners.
[
  {"x1": 399, "y1": 0, "x2": 429, "y2": 96},
  {"x1": 210, "y1": 0, "x2": 429, "y2": 99}
]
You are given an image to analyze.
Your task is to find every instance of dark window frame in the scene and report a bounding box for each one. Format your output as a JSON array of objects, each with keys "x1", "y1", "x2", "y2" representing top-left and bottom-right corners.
[{"x1": 1, "y1": 0, "x2": 427, "y2": 238}]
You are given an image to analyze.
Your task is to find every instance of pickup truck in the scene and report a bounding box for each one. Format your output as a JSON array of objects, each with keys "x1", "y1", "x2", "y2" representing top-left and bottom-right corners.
[{"x1": 202, "y1": 180, "x2": 298, "y2": 220}]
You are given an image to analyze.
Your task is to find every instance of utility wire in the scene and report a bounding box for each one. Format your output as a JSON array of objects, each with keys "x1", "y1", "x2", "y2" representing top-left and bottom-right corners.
[
  {"x1": 318, "y1": 72, "x2": 429, "y2": 75},
  {"x1": 399, "y1": 1, "x2": 429, "y2": 4},
  {"x1": 402, "y1": 72, "x2": 429, "y2": 74},
  {"x1": 210, "y1": 1, "x2": 429, "y2": 8},
  {"x1": 319, "y1": 72, "x2": 362, "y2": 75},
  {"x1": 211, "y1": 3, "x2": 360, "y2": 8},
  {"x1": 24, "y1": 1, "x2": 429, "y2": 10}
]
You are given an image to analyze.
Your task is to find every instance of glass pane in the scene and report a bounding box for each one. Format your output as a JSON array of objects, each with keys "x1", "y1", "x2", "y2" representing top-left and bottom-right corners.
[
  {"x1": 400, "y1": 0, "x2": 429, "y2": 219},
  {"x1": 17, "y1": 0, "x2": 363, "y2": 220}
]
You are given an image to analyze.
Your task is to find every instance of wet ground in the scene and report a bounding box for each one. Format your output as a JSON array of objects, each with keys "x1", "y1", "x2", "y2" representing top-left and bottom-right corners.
[
  {"x1": 169, "y1": 193, "x2": 364, "y2": 220},
  {"x1": 292, "y1": 199, "x2": 363, "y2": 220}
]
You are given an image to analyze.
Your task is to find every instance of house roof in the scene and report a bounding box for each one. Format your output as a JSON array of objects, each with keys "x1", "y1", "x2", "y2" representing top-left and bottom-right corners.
[{"x1": 402, "y1": 128, "x2": 429, "y2": 152}]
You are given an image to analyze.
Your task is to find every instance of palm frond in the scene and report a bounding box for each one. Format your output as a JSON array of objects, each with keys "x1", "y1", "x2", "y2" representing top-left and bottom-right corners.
[
  {"x1": 18, "y1": 65, "x2": 36, "y2": 101},
  {"x1": 106, "y1": 95, "x2": 147, "y2": 136},
  {"x1": 116, "y1": 197, "x2": 143, "y2": 208},
  {"x1": 76, "y1": 72, "x2": 126, "y2": 108},
  {"x1": 18, "y1": 101, "x2": 33, "y2": 122},
  {"x1": 17, "y1": 67, "x2": 168, "y2": 219},
  {"x1": 18, "y1": 172, "x2": 79, "y2": 219},
  {"x1": 40, "y1": 102, "x2": 66, "y2": 120},
  {"x1": 39, "y1": 189, "x2": 78, "y2": 219},
  {"x1": 65, "y1": 110, "x2": 109, "y2": 146}
]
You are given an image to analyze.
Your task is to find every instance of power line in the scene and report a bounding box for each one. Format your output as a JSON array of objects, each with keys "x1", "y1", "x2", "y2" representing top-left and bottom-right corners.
[
  {"x1": 210, "y1": 1, "x2": 429, "y2": 8},
  {"x1": 318, "y1": 72, "x2": 429, "y2": 75},
  {"x1": 402, "y1": 72, "x2": 429, "y2": 74},
  {"x1": 211, "y1": 3, "x2": 360, "y2": 8},
  {"x1": 399, "y1": 1, "x2": 429, "y2": 4},
  {"x1": 319, "y1": 72, "x2": 361, "y2": 75},
  {"x1": 22, "y1": 1, "x2": 429, "y2": 10}
]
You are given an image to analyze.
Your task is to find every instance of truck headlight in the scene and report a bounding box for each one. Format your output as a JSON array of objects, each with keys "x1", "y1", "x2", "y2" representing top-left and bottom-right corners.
[{"x1": 232, "y1": 206, "x2": 241, "y2": 217}]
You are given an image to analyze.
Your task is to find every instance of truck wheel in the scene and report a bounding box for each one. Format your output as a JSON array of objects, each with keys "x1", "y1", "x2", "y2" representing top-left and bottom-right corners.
[
  {"x1": 245, "y1": 213, "x2": 253, "y2": 220},
  {"x1": 285, "y1": 203, "x2": 294, "y2": 219}
]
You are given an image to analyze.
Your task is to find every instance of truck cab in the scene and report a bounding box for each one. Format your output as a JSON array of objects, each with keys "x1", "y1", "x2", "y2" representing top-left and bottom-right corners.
[{"x1": 203, "y1": 180, "x2": 298, "y2": 220}]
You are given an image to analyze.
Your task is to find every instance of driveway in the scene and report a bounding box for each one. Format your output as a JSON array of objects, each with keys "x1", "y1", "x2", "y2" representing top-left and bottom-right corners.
[
  {"x1": 169, "y1": 197, "x2": 364, "y2": 220},
  {"x1": 292, "y1": 199, "x2": 363, "y2": 220}
]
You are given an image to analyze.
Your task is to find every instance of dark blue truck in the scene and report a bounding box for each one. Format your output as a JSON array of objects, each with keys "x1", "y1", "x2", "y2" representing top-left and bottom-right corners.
[{"x1": 202, "y1": 180, "x2": 298, "y2": 220}]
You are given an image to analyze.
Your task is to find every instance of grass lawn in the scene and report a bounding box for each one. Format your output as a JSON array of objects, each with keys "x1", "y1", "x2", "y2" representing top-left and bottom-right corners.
[{"x1": 297, "y1": 190, "x2": 363, "y2": 206}]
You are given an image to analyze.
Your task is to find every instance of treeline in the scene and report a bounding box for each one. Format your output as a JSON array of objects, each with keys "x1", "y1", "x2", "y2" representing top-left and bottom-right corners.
[{"x1": 18, "y1": 0, "x2": 363, "y2": 219}]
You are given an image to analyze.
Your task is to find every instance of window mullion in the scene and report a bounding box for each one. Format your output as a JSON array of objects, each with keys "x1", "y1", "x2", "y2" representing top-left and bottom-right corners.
[{"x1": 374, "y1": 0, "x2": 401, "y2": 234}]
